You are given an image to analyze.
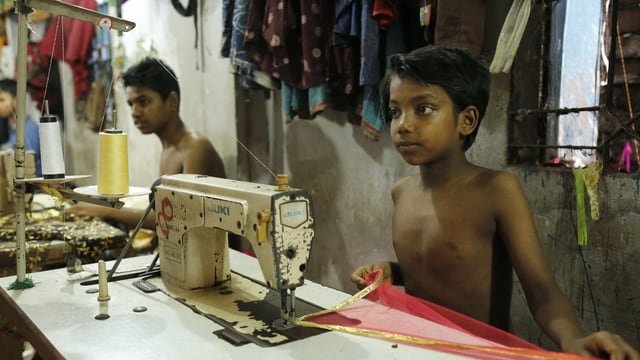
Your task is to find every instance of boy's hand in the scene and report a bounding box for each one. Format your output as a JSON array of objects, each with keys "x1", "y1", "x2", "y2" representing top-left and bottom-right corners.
[
  {"x1": 350, "y1": 261, "x2": 393, "y2": 289},
  {"x1": 562, "y1": 331, "x2": 639, "y2": 360}
]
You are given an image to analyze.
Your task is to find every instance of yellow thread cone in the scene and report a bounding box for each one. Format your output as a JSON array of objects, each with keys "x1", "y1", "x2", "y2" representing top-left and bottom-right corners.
[{"x1": 98, "y1": 130, "x2": 129, "y2": 195}]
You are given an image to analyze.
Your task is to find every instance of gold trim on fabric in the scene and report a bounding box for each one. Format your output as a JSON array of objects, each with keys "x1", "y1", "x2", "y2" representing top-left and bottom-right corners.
[{"x1": 295, "y1": 273, "x2": 587, "y2": 360}]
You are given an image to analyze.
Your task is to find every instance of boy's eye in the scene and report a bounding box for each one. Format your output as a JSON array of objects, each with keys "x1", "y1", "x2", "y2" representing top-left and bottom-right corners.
[
  {"x1": 417, "y1": 104, "x2": 433, "y2": 115},
  {"x1": 388, "y1": 107, "x2": 400, "y2": 119},
  {"x1": 127, "y1": 97, "x2": 150, "y2": 108}
]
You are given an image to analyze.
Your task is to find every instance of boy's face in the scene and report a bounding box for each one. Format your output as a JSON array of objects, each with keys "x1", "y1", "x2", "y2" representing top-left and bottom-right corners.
[
  {"x1": 0, "y1": 91, "x2": 16, "y2": 121},
  {"x1": 388, "y1": 76, "x2": 466, "y2": 166},
  {"x1": 125, "y1": 86, "x2": 176, "y2": 134}
]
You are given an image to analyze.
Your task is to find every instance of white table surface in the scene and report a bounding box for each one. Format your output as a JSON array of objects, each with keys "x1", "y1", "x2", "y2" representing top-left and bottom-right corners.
[{"x1": 0, "y1": 251, "x2": 472, "y2": 360}]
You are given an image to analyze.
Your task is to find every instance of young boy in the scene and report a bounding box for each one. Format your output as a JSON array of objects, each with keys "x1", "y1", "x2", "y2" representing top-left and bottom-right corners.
[
  {"x1": 351, "y1": 46, "x2": 638, "y2": 359},
  {"x1": 0, "y1": 79, "x2": 41, "y2": 177},
  {"x1": 67, "y1": 58, "x2": 226, "y2": 229}
]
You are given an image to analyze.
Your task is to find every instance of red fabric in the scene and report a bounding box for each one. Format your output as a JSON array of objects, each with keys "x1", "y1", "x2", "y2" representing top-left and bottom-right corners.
[
  {"x1": 37, "y1": 0, "x2": 97, "y2": 98},
  {"x1": 301, "y1": 270, "x2": 595, "y2": 360},
  {"x1": 372, "y1": 0, "x2": 398, "y2": 29},
  {"x1": 370, "y1": 279, "x2": 540, "y2": 350}
]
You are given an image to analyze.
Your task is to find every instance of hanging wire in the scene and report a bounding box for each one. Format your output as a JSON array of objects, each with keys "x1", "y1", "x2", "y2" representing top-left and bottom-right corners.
[
  {"x1": 236, "y1": 136, "x2": 277, "y2": 179},
  {"x1": 562, "y1": 183, "x2": 601, "y2": 331},
  {"x1": 615, "y1": 21, "x2": 640, "y2": 168},
  {"x1": 97, "y1": 76, "x2": 115, "y2": 132}
]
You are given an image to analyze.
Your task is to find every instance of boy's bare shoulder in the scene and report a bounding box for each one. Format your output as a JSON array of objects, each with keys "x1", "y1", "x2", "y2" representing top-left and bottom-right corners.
[
  {"x1": 182, "y1": 132, "x2": 215, "y2": 152},
  {"x1": 469, "y1": 169, "x2": 528, "y2": 214},
  {"x1": 391, "y1": 175, "x2": 419, "y2": 198},
  {"x1": 474, "y1": 167, "x2": 519, "y2": 185},
  {"x1": 481, "y1": 168, "x2": 523, "y2": 192}
]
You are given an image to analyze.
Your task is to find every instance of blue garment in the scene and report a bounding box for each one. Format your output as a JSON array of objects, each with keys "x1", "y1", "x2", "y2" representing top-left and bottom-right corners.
[
  {"x1": 333, "y1": 0, "x2": 380, "y2": 86},
  {"x1": 281, "y1": 82, "x2": 329, "y2": 123},
  {"x1": 361, "y1": 85, "x2": 385, "y2": 140},
  {"x1": 221, "y1": 0, "x2": 279, "y2": 90},
  {"x1": 334, "y1": 0, "x2": 360, "y2": 47},
  {"x1": 360, "y1": 0, "x2": 381, "y2": 86},
  {"x1": 9, "y1": 115, "x2": 41, "y2": 177}
]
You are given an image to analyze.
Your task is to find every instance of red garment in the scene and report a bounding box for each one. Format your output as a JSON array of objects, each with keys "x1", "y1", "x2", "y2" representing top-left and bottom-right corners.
[
  {"x1": 372, "y1": 0, "x2": 399, "y2": 29},
  {"x1": 37, "y1": 0, "x2": 97, "y2": 98},
  {"x1": 297, "y1": 271, "x2": 596, "y2": 360}
]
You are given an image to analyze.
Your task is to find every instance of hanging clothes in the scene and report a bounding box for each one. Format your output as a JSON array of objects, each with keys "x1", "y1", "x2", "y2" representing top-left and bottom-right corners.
[
  {"x1": 281, "y1": 82, "x2": 330, "y2": 123},
  {"x1": 37, "y1": 0, "x2": 97, "y2": 99},
  {"x1": 359, "y1": 0, "x2": 385, "y2": 140},
  {"x1": 244, "y1": 0, "x2": 335, "y2": 90},
  {"x1": 245, "y1": 0, "x2": 335, "y2": 123},
  {"x1": 372, "y1": 0, "x2": 399, "y2": 30},
  {"x1": 221, "y1": 0, "x2": 280, "y2": 90},
  {"x1": 332, "y1": 0, "x2": 385, "y2": 140},
  {"x1": 332, "y1": 0, "x2": 360, "y2": 94}
]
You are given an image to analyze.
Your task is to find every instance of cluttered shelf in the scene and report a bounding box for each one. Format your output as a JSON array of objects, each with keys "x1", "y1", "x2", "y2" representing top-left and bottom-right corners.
[{"x1": 0, "y1": 194, "x2": 131, "y2": 277}]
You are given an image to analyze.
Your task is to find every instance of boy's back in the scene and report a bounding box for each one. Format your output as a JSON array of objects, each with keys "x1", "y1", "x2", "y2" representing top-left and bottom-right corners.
[{"x1": 159, "y1": 130, "x2": 225, "y2": 178}]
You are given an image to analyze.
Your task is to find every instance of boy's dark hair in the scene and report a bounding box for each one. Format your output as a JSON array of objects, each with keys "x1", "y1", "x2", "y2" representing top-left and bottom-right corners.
[
  {"x1": 0, "y1": 79, "x2": 17, "y2": 97},
  {"x1": 120, "y1": 57, "x2": 180, "y2": 100},
  {"x1": 381, "y1": 45, "x2": 490, "y2": 151}
]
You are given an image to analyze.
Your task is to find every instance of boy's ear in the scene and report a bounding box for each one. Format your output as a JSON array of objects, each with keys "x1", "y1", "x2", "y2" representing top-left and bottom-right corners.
[
  {"x1": 457, "y1": 105, "x2": 479, "y2": 136},
  {"x1": 167, "y1": 91, "x2": 179, "y2": 112}
]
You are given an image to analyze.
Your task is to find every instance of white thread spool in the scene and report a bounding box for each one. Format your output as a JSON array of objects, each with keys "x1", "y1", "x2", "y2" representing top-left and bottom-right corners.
[{"x1": 38, "y1": 113, "x2": 65, "y2": 179}]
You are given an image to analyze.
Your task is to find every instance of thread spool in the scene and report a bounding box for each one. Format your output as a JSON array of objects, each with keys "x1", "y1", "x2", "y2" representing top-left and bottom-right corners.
[
  {"x1": 39, "y1": 114, "x2": 65, "y2": 179},
  {"x1": 98, "y1": 129, "x2": 129, "y2": 195}
]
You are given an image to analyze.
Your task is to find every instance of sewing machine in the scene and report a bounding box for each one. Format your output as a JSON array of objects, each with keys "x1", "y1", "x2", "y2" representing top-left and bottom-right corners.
[{"x1": 153, "y1": 173, "x2": 315, "y2": 328}]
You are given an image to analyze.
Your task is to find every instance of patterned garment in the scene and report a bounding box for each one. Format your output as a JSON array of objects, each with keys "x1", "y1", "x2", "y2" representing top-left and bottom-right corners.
[
  {"x1": 222, "y1": 0, "x2": 280, "y2": 89},
  {"x1": 0, "y1": 209, "x2": 128, "y2": 275},
  {"x1": 245, "y1": 0, "x2": 335, "y2": 89}
]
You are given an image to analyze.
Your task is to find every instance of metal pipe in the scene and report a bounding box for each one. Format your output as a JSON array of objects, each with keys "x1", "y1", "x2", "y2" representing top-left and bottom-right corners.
[
  {"x1": 605, "y1": 0, "x2": 619, "y2": 109},
  {"x1": 14, "y1": 2, "x2": 29, "y2": 283},
  {"x1": 509, "y1": 105, "x2": 603, "y2": 117}
]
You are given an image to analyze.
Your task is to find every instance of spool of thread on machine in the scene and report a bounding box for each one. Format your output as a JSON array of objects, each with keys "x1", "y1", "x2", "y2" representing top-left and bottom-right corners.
[
  {"x1": 98, "y1": 129, "x2": 129, "y2": 195},
  {"x1": 39, "y1": 110, "x2": 66, "y2": 179}
]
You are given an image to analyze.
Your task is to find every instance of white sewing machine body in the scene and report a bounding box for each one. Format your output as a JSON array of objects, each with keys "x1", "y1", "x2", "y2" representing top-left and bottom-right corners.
[{"x1": 154, "y1": 174, "x2": 315, "y2": 322}]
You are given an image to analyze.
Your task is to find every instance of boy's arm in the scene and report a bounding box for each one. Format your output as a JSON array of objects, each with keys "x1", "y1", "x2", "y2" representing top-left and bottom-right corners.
[
  {"x1": 66, "y1": 203, "x2": 156, "y2": 229},
  {"x1": 493, "y1": 172, "x2": 638, "y2": 358},
  {"x1": 493, "y1": 173, "x2": 583, "y2": 342}
]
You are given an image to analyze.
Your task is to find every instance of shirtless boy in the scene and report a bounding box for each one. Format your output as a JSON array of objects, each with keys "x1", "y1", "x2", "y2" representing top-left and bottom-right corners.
[
  {"x1": 68, "y1": 58, "x2": 225, "y2": 229},
  {"x1": 351, "y1": 46, "x2": 638, "y2": 359}
]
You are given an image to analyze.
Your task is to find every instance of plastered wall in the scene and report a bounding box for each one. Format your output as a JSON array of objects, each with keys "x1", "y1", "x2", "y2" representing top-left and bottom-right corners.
[{"x1": 511, "y1": 169, "x2": 640, "y2": 349}]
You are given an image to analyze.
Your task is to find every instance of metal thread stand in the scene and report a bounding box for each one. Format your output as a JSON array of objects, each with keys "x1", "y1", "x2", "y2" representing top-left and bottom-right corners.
[{"x1": 11, "y1": 0, "x2": 135, "y2": 287}]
